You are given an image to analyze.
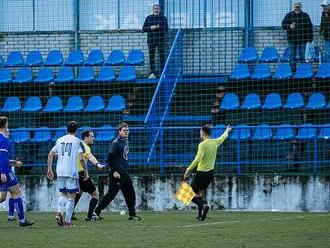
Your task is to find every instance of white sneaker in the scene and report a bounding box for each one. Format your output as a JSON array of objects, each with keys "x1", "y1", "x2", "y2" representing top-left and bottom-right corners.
[{"x1": 148, "y1": 73, "x2": 156, "y2": 79}]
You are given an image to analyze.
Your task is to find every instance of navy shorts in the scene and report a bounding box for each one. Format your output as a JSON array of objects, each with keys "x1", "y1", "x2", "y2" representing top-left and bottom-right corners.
[{"x1": 0, "y1": 171, "x2": 19, "y2": 192}]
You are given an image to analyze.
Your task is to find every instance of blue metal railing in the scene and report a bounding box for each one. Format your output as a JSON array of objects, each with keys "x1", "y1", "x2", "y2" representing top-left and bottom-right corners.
[{"x1": 144, "y1": 28, "x2": 183, "y2": 164}]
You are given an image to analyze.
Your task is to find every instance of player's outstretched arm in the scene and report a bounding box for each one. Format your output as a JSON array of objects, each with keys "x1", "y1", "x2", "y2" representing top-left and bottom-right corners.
[
  {"x1": 216, "y1": 124, "x2": 232, "y2": 145},
  {"x1": 85, "y1": 153, "x2": 106, "y2": 169}
]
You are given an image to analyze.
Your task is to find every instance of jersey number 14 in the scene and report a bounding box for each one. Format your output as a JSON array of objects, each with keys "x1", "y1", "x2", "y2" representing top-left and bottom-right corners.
[{"x1": 60, "y1": 142, "x2": 72, "y2": 156}]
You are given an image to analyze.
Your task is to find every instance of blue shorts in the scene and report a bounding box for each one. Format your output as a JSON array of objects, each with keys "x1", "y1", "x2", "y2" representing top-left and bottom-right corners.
[{"x1": 0, "y1": 171, "x2": 19, "y2": 192}]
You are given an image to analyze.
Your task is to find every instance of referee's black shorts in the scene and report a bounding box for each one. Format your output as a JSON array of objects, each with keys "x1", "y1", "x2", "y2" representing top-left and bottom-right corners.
[
  {"x1": 78, "y1": 171, "x2": 96, "y2": 194},
  {"x1": 190, "y1": 170, "x2": 214, "y2": 193}
]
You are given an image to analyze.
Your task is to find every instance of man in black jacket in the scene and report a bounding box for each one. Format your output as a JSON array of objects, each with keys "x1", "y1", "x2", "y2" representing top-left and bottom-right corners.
[
  {"x1": 282, "y1": 2, "x2": 313, "y2": 69},
  {"x1": 94, "y1": 122, "x2": 141, "y2": 220},
  {"x1": 143, "y1": 4, "x2": 168, "y2": 78},
  {"x1": 320, "y1": 1, "x2": 330, "y2": 61}
]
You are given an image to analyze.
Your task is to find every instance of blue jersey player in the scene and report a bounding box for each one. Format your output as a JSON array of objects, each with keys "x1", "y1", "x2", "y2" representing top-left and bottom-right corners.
[{"x1": 0, "y1": 116, "x2": 34, "y2": 227}]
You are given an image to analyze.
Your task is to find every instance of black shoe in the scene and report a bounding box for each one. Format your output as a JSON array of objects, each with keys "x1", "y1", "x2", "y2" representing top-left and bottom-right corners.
[
  {"x1": 56, "y1": 212, "x2": 65, "y2": 226},
  {"x1": 128, "y1": 215, "x2": 142, "y2": 221},
  {"x1": 19, "y1": 220, "x2": 34, "y2": 227},
  {"x1": 200, "y1": 206, "x2": 210, "y2": 221},
  {"x1": 93, "y1": 211, "x2": 103, "y2": 220}
]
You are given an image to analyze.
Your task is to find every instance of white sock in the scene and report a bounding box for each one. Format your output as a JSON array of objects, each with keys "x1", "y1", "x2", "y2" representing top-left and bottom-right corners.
[
  {"x1": 57, "y1": 195, "x2": 67, "y2": 213},
  {"x1": 65, "y1": 199, "x2": 75, "y2": 224}
]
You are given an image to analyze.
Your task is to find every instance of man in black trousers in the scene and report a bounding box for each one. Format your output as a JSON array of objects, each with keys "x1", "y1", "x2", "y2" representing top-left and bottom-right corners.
[
  {"x1": 94, "y1": 122, "x2": 141, "y2": 220},
  {"x1": 143, "y1": 3, "x2": 168, "y2": 79}
]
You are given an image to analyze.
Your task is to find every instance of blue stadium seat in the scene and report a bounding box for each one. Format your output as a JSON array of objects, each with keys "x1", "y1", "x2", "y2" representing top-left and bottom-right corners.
[
  {"x1": 284, "y1": 93, "x2": 304, "y2": 109},
  {"x1": 220, "y1": 93, "x2": 239, "y2": 110},
  {"x1": 55, "y1": 67, "x2": 74, "y2": 83},
  {"x1": 258, "y1": 47, "x2": 279, "y2": 63},
  {"x1": 96, "y1": 67, "x2": 116, "y2": 82},
  {"x1": 14, "y1": 68, "x2": 33, "y2": 83},
  {"x1": 35, "y1": 68, "x2": 54, "y2": 83},
  {"x1": 65, "y1": 50, "x2": 84, "y2": 66},
  {"x1": 230, "y1": 124, "x2": 251, "y2": 140},
  {"x1": 75, "y1": 67, "x2": 95, "y2": 83},
  {"x1": 25, "y1": 51, "x2": 43, "y2": 66},
  {"x1": 32, "y1": 127, "x2": 52, "y2": 143},
  {"x1": 262, "y1": 93, "x2": 282, "y2": 110},
  {"x1": 305, "y1": 93, "x2": 326, "y2": 110},
  {"x1": 84, "y1": 96, "x2": 105, "y2": 112},
  {"x1": 230, "y1": 64, "x2": 250, "y2": 80},
  {"x1": 318, "y1": 124, "x2": 330, "y2": 139},
  {"x1": 52, "y1": 126, "x2": 66, "y2": 141},
  {"x1": 12, "y1": 128, "x2": 30, "y2": 143},
  {"x1": 274, "y1": 124, "x2": 294, "y2": 140},
  {"x1": 253, "y1": 124, "x2": 273, "y2": 140},
  {"x1": 315, "y1": 62, "x2": 330, "y2": 79},
  {"x1": 105, "y1": 50, "x2": 125, "y2": 66},
  {"x1": 211, "y1": 124, "x2": 226, "y2": 139},
  {"x1": 237, "y1": 47, "x2": 258, "y2": 63},
  {"x1": 240, "y1": 93, "x2": 261, "y2": 110},
  {"x1": 273, "y1": 64, "x2": 293, "y2": 80},
  {"x1": 297, "y1": 124, "x2": 317, "y2": 140},
  {"x1": 5, "y1": 51, "x2": 24, "y2": 67},
  {"x1": 0, "y1": 69, "x2": 12, "y2": 83},
  {"x1": 0, "y1": 54, "x2": 3, "y2": 66},
  {"x1": 85, "y1": 50, "x2": 104, "y2": 66},
  {"x1": 63, "y1": 96, "x2": 84, "y2": 112},
  {"x1": 44, "y1": 50, "x2": 63, "y2": 66},
  {"x1": 294, "y1": 63, "x2": 313, "y2": 79},
  {"x1": 117, "y1": 66, "x2": 136, "y2": 82},
  {"x1": 22, "y1": 96, "x2": 42, "y2": 112},
  {"x1": 125, "y1": 49, "x2": 144, "y2": 66},
  {"x1": 43, "y1": 96, "x2": 63, "y2": 112},
  {"x1": 251, "y1": 64, "x2": 271, "y2": 80},
  {"x1": 106, "y1": 95, "x2": 125, "y2": 112},
  {"x1": 96, "y1": 125, "x2": 116, "y2": 141},
  {"x1": 1, "y1": 97, "x2": 21, "y2": 112}
]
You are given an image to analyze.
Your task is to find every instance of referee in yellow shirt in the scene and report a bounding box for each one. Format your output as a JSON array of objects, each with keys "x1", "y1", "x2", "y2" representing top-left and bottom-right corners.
[{"x1": 184, "y1": 124, "x2": 232, "y2": 221}]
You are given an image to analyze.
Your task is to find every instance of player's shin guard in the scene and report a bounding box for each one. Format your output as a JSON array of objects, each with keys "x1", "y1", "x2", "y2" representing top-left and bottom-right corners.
[
  {"x1": 57, "y1": 195, "x2": 67, "y2": 213},
  {"x1": 65, "y1": 199, "x2": 75, "y2": 224},
  {"x1": 8, "y1": 197, "x2": 15, "y2": 217},
  {"x1": 13, "y1": 197, "x2": 25, "y2": 222},
  {"x1": 87, "y1": 198, "x2": 98, "y2": 219}
]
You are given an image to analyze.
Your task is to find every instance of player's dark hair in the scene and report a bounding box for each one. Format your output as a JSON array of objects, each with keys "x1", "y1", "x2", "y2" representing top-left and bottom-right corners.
[
  {"x1": 201, "y1": 125, "x2": 211, "y2": 136},
  {"x1": 67, "y1": 121, "x2": 79, "y2": 134},
  {"x1": 0, "y1": 116, "x2": 8, "y2": 129},
  {"x1": 118, "y1": 122, "x2": 129, "y2": 131},
  {"x1": 82, "y1": 130, "x2": 93, "y2": 140}
]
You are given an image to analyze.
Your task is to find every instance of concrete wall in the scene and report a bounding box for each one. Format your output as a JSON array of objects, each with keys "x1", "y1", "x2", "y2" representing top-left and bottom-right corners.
[{"x1": 1, "y1": 175, "x2": 329, "y2": 212}]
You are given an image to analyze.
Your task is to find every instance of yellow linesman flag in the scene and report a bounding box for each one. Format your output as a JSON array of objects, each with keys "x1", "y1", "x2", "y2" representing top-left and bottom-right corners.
[{"x1": 175, "y1": 181, "x2": 196, "y2": 207}]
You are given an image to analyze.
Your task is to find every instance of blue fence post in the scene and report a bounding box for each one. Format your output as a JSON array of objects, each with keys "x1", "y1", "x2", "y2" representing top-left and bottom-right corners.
[
  {"x1": 160, "y1": 128, "x2": 165, "y2": 175},
  {"x1": 313, "y1": 137, "x2": 318, "y2": 175},
  {"x1": 236, "y1": 140, "x2": 241, "y2": 175}
]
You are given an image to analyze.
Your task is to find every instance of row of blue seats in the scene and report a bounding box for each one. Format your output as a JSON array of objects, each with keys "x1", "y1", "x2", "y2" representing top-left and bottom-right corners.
[
  {"x1": 11, "y1": 126, "x2": 116, "y2": 143},
  {"x1": 10, "y1": 124, "x2": 330, "y2": 143},
  {"x1": 0, "y1": 49, "x2": 144, "y2": 67},
  {"x1": 230, "y1": 63, "x2": 330, "y2": 80},
  {"x1": 0, "y1": 66, "x2": 137, "y2": 83},
  {"x1": 212, "y1": 124, "x2": 330, "y2": 140},
  {"x1": 238, "y1": 47, "x2": 322, "y2": 64},
  {"x1": 220, "y1": 92, "x2": 330, "y2": 110},
  {"x1": 1, "y1": 95, "x2": 125, "y2": 112}
]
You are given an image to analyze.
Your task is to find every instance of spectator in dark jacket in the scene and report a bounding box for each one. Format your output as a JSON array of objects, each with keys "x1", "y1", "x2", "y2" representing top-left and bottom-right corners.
[
  {"x1": 320, "y1": 1, "x2": 330, "y2": 61},
  {"x1": 143, "y1": 4, "x2": 168, "y2": 78},
  {"x1": 282, "y1": 2, "x2": 313, "y2": 69}
]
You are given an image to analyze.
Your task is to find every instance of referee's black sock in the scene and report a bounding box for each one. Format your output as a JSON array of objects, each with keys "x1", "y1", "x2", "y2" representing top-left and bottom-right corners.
[
  {"x1": 74, "y1": 193, "x2": 82, "y2": 209},
  {"x1": 192, "y1": 197, "x2": 204, "y2": 217},
  {"x1": 87, "y1": 198, "x2": 98, "y2": 219}
]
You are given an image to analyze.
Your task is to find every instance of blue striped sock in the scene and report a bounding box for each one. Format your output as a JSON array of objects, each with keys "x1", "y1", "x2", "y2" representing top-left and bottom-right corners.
[
  {"x1": 8, "y1": 198, "x2": 15, "y2": 217},
  {"x1": 13, "y1": 198, "x2": 25, "y2": 222}
]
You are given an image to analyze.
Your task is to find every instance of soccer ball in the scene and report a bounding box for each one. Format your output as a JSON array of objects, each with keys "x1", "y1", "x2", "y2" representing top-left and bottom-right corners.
[{"x1": 120, "y1": 211, "x2": 125, "y2": 216}]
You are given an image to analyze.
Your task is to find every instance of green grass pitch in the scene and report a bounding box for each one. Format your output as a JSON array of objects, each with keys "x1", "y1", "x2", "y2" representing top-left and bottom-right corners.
[{"x1": 0, "y1": 211, "x2": 330, "y2": 247}]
